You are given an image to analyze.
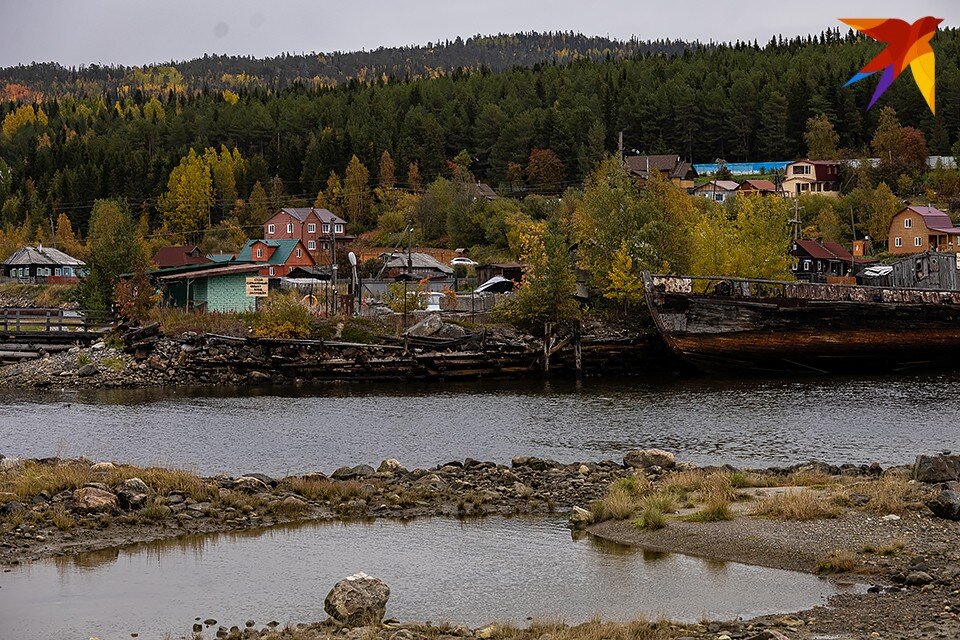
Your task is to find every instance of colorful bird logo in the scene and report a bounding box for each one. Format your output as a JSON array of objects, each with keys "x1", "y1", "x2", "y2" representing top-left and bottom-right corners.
[{"x1": 841, "y1": 17, "x2": 941, "y2": 114}]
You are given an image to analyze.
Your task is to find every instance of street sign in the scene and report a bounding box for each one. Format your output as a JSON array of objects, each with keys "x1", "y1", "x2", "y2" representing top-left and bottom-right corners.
[{"x1": 245, "y1": 276, "x2": 269, "y2": 297}]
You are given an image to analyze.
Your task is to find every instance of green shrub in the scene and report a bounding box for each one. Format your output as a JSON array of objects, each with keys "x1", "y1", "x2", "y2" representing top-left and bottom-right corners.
[{"x1": 252, "y1": 292, "x2": 315, "y2": 338}]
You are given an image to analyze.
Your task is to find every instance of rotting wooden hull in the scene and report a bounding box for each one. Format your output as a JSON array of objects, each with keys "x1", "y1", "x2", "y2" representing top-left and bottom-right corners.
[{"x1": 642, "y1": 273, "x2": 960, "y2": 374}]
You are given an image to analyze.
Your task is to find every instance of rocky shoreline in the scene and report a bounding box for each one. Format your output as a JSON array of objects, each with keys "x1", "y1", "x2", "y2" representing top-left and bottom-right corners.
[
  {"x1": 0, "y1": 453, "x2": 634, "y2": 565},
  {"x1": 6, "y1": 450, "x2": 960, "y2": 639}
]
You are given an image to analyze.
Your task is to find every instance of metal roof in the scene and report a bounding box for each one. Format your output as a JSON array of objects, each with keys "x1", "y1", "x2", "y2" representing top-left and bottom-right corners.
[
  {"x1": 2, "y1": 245, "x2": 85, "y2": 267},
  {"x1": 235, "y1": 239, "x2": 308, "y2": 265},
  {"x1": 277, "y1": 207, "x2": 347, "y2": 225},
  {"x1": 383, "y1": 251, "x2": 454, "y2": 274},
  {"x1": 157, "y1": 263, "x2": 262, "y2": 281},
  {"x1": 907, "y1": 205, "x2": 960, "y2": 234}
]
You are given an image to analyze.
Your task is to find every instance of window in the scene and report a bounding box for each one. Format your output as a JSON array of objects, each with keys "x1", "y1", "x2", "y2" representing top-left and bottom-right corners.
[
  {"x1": 268, "y1": 267, "x2": 275, "y2": 276},
  {"x1": 256, "y1": 247, "x2": 263, "y2": 259},
  {"x1": 904, "y1": 218, "x2": 912, "y2": 229},
  {"x1": 915, "y1": 237, "x2": 923, "y2": 247},
  {"x1": 322, "y1": 223, "x2": 330, "y2": 233},
  {"x1": 286, "y1": 223, "x2": 294, "y2": 234},
  {"x1": 714, "y1": 194, "x2": 723, "y2": 202},
  {"x1": 308, "y1": 240, "x2": 316, "y2": 250},
  {"x1": 307, "y1": 223, "x2": 316, "y2": 233},
  {"x1": 267, "y1": 224, "x2": 275, "y2": 234},
  {"x1": 793, "y1": 165, "x2": 810, "y2": 175},
  {"x1": 334, "y1": 224, "x2": 344, "y2": 234},
  {"x1": 803, "y1": 260, "x2": 812, "y2": 271},
  {"x1": 296, "y1": 248, "x2": 302, "y2": 258},
  {"x1": 55, "y1": 268, "x2": 61, "y2": 276},
  {"x1": 895, "y1": 237, "x2": 903, "y2": 248}
]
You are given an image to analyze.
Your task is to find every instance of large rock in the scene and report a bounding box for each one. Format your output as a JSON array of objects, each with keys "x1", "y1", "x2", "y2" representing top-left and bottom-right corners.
[
  {"x1": 332, "y1": 465, "x2": 376, "y2": 480},
  {"x1": 232, "y1": 476, "x2": 270, "y2": 493},
  {"x1": 377, "y1": 459, "x2": 406, "y2": 474},
  {"x1": 73, "y1": 487, "x2": 118, "y2": 513},
  {"x1": 927, "y1": 490, "x2": 960, "y2": 520},
  {"x1": 116, "y1": 477, "x2": 151, "y2": 510},
  {"x1": 568, "y1": 506, "x2": 593, "y2": 529},
  {"x1": 624, "y1": 449, "x2": 676, "y2": 470},
  {"x1": 405, "y1": 314, "x2": 444, "y2": 337},
  {"x1": 914, "y1": 454, "x2": 960, "y2": 483},
  {"x1": 324, "y1": 573, "x2": 390, "y2": 626}
]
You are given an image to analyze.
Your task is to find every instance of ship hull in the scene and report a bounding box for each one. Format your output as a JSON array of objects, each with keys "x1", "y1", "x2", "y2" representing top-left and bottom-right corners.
[{"x1": 643, "y1": 274, "x2": 960, "y2": 374}]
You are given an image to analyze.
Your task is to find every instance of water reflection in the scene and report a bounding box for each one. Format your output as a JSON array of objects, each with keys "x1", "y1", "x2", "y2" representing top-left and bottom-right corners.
[{"x1": 0, "y1": 517, "x2": 861, "y2": 639}]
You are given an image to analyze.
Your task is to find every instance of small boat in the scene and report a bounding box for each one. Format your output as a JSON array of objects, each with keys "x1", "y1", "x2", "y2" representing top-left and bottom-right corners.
[{"x1": 641, "y1": 272, "x2": 960, "y2": 374}]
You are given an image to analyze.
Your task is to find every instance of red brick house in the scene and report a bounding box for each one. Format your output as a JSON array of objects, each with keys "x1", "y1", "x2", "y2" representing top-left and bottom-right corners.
[
  {"x1": 263, "y1": 208, "x2": 352, "y2": 256},
  {"x1": 235, "y1": 239, "x2": 316, "y2": 277}
]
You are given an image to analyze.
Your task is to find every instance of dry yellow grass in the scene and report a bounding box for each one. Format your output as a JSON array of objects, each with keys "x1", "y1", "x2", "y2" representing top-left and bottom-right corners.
[
  {"x1": 844, "y1": 474, "x2": 924, "y2": 515},
  {"x1": 815, "y1": 549, "x2": 857, "y2": 574},
  {"x1": 752, "y1": 489, "x2": 840, "y2": 521},
  {"x1": 782, "y1": 470, "x2": 837, "y2": 487},
  {"x1": 480, "y1": 616, "x2": 669, "y2": 640},
  {"x1": 279, "y1": 477, "x2": 364, "y2": 502},
  {"x1": 1, "y1": 461, "x2": 213, "y2": 502}
]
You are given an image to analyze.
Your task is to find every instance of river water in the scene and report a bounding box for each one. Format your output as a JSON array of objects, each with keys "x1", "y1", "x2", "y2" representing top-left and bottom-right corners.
[
  {"x1": 0, "y1": 517, "x2": 860, "y2": 638},
  {"x1": 1, "y1": 374, "x2": 956, "y2": 476}
]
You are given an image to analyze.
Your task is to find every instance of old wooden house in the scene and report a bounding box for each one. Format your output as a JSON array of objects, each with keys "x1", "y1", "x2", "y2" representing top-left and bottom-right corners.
[
  {"x1": 1, "y1": 245, "x2": 86, "y2": 283},
  {"x1": 791, "y1": 239, "x2": 857, "y2": 282},
  {"x1": 858, "y1": 252, "x2": 960, "y2": 291}
]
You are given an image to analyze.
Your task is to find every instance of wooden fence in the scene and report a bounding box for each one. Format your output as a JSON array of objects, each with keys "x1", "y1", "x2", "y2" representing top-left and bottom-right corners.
[{"x1": 0, "y1": 308, "x2": 113, "y2": 335}]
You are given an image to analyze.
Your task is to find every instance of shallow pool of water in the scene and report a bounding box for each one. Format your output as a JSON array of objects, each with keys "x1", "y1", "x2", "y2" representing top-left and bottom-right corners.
[{"x1": 0, "y1": 517, "x2": 860, "y2": 638}]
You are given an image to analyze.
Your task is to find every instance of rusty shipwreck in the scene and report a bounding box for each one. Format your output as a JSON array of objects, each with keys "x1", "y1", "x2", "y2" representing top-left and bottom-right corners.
[{"x1": 642, "y1": 272, "x2": 960, "y2": 374}]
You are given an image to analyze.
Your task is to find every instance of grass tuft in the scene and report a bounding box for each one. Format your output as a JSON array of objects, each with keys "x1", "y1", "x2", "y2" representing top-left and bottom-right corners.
[
  {"x1": 752, "y1": 490, "x2": 840, "y2": 521},
  {"x1": 815, "y1": 549, "x2": 857, "y2": 574}
]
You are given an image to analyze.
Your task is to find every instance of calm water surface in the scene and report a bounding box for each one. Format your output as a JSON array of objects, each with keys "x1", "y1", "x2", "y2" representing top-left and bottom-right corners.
[
  {"x1": 1, "y1": 374, "x2": 958, "y2": 475},
  {"x1": 0, "y1": 517, "x2": 859, "y2": 638}
]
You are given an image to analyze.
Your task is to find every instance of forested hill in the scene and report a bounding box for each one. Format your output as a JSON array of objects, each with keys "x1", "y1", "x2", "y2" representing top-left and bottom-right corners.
[
  {"x1": 1, "y1": 27, "x2": 959, "y2": 241},
  {"x1": 0, "y1": 32, "x2": 694, "y2": 97}
]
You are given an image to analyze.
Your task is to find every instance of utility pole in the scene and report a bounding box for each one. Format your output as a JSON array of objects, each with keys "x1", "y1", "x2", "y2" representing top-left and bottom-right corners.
[
  {"x1": 617, "y1": 131, "x2": 624, "y2": 163},
  {"x1": 789, "y1": 199, "x2": 804, "y2": 241},
  {"x1": 329, "y1": 226, "x2": 338, "y2": 316}
]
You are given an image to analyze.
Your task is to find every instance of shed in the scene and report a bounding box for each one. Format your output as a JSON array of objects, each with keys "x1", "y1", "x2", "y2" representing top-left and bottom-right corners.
[
  {"x1": 857, "y1": 252, "x2": 960, "y2": 291},
  {"x1": 382, "y1": 252, "x2": 454, "y2": 278},
  {"x1": 155, "y1": 263, "x2": 264, "y2": 313}
]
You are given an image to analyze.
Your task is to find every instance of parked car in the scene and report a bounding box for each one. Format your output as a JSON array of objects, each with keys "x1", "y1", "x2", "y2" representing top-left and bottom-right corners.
[{"x1": 450, "y1": 257, "x2": 478, "y2": 267}]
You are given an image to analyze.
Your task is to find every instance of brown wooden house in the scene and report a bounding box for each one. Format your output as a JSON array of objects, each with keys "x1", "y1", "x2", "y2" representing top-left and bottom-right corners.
[
  {"x1": 624, "y1": 155, "x2": 697, "y2": 190},
  {"x1": 887, "y1": 205, "x2": 960, "y2": 255}
]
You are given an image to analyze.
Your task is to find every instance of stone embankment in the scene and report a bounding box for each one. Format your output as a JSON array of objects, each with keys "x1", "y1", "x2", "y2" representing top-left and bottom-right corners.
[{"x1": 0, "y1": 317, "x2": 671, "y2": 390}]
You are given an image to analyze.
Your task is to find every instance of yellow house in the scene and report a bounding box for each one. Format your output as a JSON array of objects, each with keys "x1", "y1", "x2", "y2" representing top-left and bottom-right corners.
[{"x1": 781, "y1": 160, "x2": 840, "y2": 197}]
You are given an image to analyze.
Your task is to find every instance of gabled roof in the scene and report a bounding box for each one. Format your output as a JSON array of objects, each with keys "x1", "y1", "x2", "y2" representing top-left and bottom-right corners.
[
  {"x1": 235, "y1": 239, "x2": 310, "y2": 265},
  {"x1": 624, "y1": 155, "x2": 698, "y2": 180},
  {"x1": 737, "y1": 179, "x2": 778, "y2": 192},
  {"x1": 787, "y1": 159, "x2": 840, "y2": 183},
  {"x1": 905, "y1": 205, "x2": 960, "y2": 234},
  {"x1": 383, "y1": 251, "x2": 454, "y2": 274},
  {"x1": 694, "y1": 180, "x2": 739, "y2": 192},
  {"x1": 272, "y1": 207, "x2": 347, "y2": 225},
  {"x1": 475, "y1": 183, "x2": 499, "y2": 201},
  {"x1": 2, "y1": 245, "x2": 85, "y2": 267},
  {"x1": 794, "y1": 239, "x2": 852, "y2": 262},
  {"x1": 152, "y1": 245, "x2": 211, "y2": 268},
  {"x1": 157, "y1": 263, "x2": 263, "y2": 281}
]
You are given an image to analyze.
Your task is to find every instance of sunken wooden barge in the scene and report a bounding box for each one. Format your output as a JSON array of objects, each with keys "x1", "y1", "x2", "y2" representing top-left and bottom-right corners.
[{"x1": 642, "y1": 272, "x2": 960, "y2": 374}]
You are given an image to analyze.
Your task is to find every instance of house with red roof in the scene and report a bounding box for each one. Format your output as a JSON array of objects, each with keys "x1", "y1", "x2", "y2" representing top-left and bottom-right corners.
[
  {"x1": 887, "y1": 205, "x2": 960, "y2": 255},
  {"x1": 782, "y1": 160, "x2": 840, "y2": 197},
  {"x1": 152, "y1": 245, "x2": 212, "y2": 269},
  {"x1": 791, "y1": 239, "x2": 863, "y2": 282}
]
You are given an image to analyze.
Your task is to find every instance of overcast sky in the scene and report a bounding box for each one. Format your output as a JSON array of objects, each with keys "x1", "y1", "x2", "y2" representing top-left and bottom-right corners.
[{"x1": 1, "y1": 0, "x2": 957, "y2": 67}]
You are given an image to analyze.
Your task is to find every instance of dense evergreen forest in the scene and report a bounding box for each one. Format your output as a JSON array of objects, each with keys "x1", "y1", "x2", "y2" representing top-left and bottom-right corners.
[{"x1": 1, "y1": 28, "x2": 959, "y2": 242}]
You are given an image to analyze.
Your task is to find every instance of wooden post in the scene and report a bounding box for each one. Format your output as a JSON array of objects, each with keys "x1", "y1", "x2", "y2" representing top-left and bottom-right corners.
[
  {"x1": 543, "y1": 322, "x2": 551, "y2": 373},
  {"x1": 574, "y1": 321, "x2": 582, "y2": 378},
  {"x1": 45, "y1": 311, "x2": 50, "y2": 332},
  {"x1": 15, "y1": 308, "x2": 20, "y2": 332}
]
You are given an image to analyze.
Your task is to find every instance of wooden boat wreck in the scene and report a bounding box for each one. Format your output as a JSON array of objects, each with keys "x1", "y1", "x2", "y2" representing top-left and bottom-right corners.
[{"x1": 642, "y1": 272, "x2": 960, "y2": 374}]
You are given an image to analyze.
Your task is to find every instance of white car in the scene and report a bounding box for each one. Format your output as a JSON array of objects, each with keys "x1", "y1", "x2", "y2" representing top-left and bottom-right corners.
[{"x1": 450, "y1": 257, "x2": 478, "y2": 267}]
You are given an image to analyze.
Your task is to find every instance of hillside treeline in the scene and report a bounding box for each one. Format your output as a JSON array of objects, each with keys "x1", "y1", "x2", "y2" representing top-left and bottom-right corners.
[{"x1": 1, "y1": 28, "x2": 959, "y2": 241}]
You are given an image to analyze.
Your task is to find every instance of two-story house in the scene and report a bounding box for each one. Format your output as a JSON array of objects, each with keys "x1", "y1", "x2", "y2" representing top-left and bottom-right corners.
[
  {"x1": 887, "y1": 205, "x2": 960, "y2": 255},
  {"x1": 263, "y1": 208, "x2": 351, "y2": 256},
  {"x1": 234, "y1": 239, "x2": 316, "y2": 277},
  {"x1": 781, "y1": 160, "x2": 840, "y2": 197}
]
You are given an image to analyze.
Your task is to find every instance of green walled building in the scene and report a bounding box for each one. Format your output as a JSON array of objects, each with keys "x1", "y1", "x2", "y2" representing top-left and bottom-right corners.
[{"x1": 155, "y1": 263, "x2": 264, "y2": 313}]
